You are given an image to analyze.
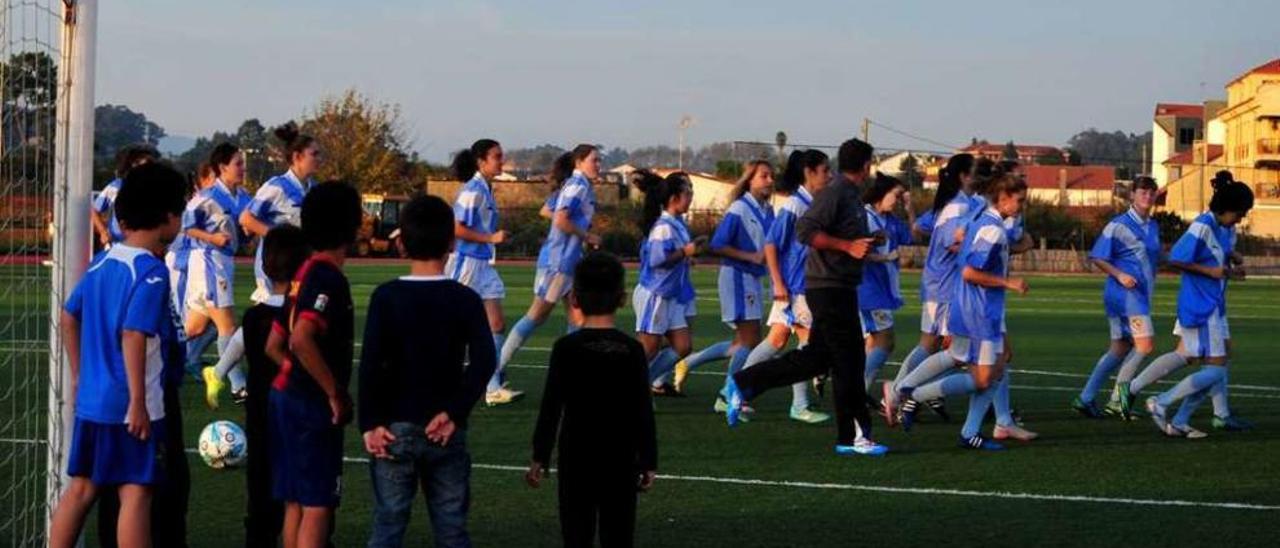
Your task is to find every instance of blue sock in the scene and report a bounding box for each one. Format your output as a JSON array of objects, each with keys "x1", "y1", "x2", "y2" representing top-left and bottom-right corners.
[
  {"x1": 993, "y1": 371, "x2": 1014, "y2": 426},
  {"x1": 721, "y1": 347, "x2": 751, "y2": 396},
  {"x1": 962, "y1": 386, "x2": 997, "y2": 439},
  {"x1": 185, "y1": 328, "x2": 217, "y2": 376},
  {"x1": 1210, "y1": 365, "x2": 1230, "y2": 418},
  {"x1": 487, "y1": 333, "x2": 506, "y2": 392},
  {"x1": 683, "y1": 340, "x2": 732, "y2": 371},
  {"x1": 1172, "y1": 389, "x2": 1209, "y2": 427},
  {"x1": 893, "y1": 344, "x2": 930, "y2": 390},
  {"x1": 864, "y1": 347, "x2": 891, "y2": 391},
  {"x1": 910, "y1": 371, "x2": 975, "y2": 402},
  {"x1": 648, "y1": 348, "x2": 680, "y2": 384},
  {"x1": 1156, "y1": 365, "x2": 1227, "y2": 408},
  {"x1": 1080, "y1": 351, "x2": 1124, "y2": 403},
  {"x1": 743, "y1": 339, "x2": 782, "y2": 371},
  {"x1": 499, "y1": 315, "x2": 539, "y2": 369}
]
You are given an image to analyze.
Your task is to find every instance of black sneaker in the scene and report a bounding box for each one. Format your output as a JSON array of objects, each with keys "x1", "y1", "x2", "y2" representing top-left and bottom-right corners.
[
  {"x1": 651, "y1": 383, "x2": 686, "y2": 398},
  {"x1": 926, "y1": 398, "x2": 951, "y2": 422},
  {"x1": 231, "y1": 387, "x2": 248, "y2": 406},
  {"x1": 900, "y1": 399, "x2": 920, "y2": 432}
]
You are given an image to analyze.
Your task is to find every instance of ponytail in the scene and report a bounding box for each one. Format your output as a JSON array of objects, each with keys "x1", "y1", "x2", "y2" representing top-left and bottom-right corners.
[
  {"x1": 452, "y1": 139, "x2": 501, "y2": 181},
  {"x1": 778, "y1": 149, "x2": 828, "y2": 195},
  {"x1": 633, "y1": 169, "x2": 691, "y2": 234},
  {"x1": 932, "y1": 153, "x2": 974, "y2": 213},
  {"x1": 274, "y1": 122, "x2": 316, "y2": 167},
  {"x1": 548, "y1": 152, "x2": 574, "y2": 193}
]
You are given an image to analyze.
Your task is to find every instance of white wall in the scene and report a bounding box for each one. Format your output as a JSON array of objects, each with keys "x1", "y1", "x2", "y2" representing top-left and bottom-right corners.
[
  {"x1": 1207, "y1": 118, "x2": 1226, "y2": 145},
  {"x1": 1151, "y1": 120, "x2": 1171, "y2": 186}
]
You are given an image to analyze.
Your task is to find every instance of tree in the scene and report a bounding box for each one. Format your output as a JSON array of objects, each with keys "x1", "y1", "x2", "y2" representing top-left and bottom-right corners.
[
  {"x1": 299, "y1": 88, "x2": 411, "y2": 193},
  {"x1": 1066, "y1": 128, "x2": 1152, "y2": 175},
  {"x1": 234, "y1": 119, "x2": 272, "y2": 185},
  {"x1": 1002, "y1": 141, "x2": 1018, "y2": 161},
  {"x1": 1, "y1": 52, "x2": 58, "y2": 192},
  {"x1": 503, "y1": 144, "x2": 567, "y2": 178},
  {"x1": 900, "y1": 154, "x2": 923, "y2": 189},
  {"x1": 93, "y1": 105, "x2": 165, "y2": 186},
  {"x1": 715, "y1": 160, "x2": 743, "y2": 180}
]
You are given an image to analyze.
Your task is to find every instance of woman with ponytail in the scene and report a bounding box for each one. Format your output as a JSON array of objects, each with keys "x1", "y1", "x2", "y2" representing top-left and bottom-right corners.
[
  {"x1": 858, "y1": 173, "x2": 910, "y2": 400},
  {"x1": 541, "y1": 152, "x2": 574, "y2": 220},
  {"x1": 445, "y1": 139, "x2": 518, "y2": 405},
  {"x1": 672, "y1": 160, "x2": 774, "y2": 406},
  {"x1": 497, "y1": 145, "x2": 603, "y2": 391},
  {"x1": 241, "y1": 122, "x2": 323, "y2": 303},
  {"x1": 632, "y1": 170, "x2": 704, "y2": 386},
  {"x1": 731, "y1": 149, "x2": 831, "y2": 424}
]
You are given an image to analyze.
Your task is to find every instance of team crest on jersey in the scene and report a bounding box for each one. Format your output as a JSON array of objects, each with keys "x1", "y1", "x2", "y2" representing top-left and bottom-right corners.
[
  {"x1": 874, "y1": 310, "x2": 893, "y2": 324},
  {"x1": 314, "y1": 294, "x2": 329, "y2": 312},
  {"x1": 218, "y1": 279, "x2": 228, "y2": 292},
  {"x1": 1130, "y1": 317, "x2": 1145, "y2": 332}
]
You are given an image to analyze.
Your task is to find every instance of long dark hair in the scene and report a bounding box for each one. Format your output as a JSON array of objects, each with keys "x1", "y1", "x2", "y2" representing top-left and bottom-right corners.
[
  {"x1": 208, "y1": 142, "x2": 240, "y2": 178},
  {"x1": 863, "y1": 173, "x2": 904, "y2": 208},
  {"x1": 932, "y1": 153, "x2": 975, "y2": 213},
  {"x1": 274, "y1": 122, "x2": 316, "y2": 167},
  {"x1": 633, "y1": 169, "x2": 691, "y2": 233},
  {"x1": 570, "y1": 144, "x2": 597, "y2": 167},
  {"x1": 548, "y1": 152, "x2": 574, "y2": 194},
  {"x1": 451, "y1": 139, "x2": 501, "y2": 181},
  {"x1": 1209, "y1": 180, "x2": 1254, "y2": 215},
  {"x1": 778, "y1": 149, "x2": 828, "y2": 194},
  {"x1": 731, "y1": 159, "x2": 772, "y2": 201}
]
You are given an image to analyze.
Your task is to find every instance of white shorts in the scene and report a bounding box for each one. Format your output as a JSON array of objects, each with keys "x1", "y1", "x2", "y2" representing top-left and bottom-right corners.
[
  {"x1": 1108, "y1": 315, "x2": 1155, "y2": 340},
  {"x1": 767, "y1": 294, "x2": 812, "y2": 329},
  {"x1": 919, "y1": 301, "x2": 950, "y2": 336},
  {"x1": 1173, "y1": 310, "x2": 1228, "y2": 359},
  {"x1": 633, "y1": 285, "x2": 695, "y2": 335},
  {"x1": 948, "y1": 335, "x2": 1004, "y2": 366},
  {"x1": 860, "y1": 309, "x2": 895, "y2": 337},
  {"x1": 534, "y1": 268, "x2": 573, "y2": 303},
  {"x1": 164, "y1": 251, "x2": 187, "y2": 320},
  {"x1": 718, "y1": 267, "x2": 763, "y2": 325},
  {"x1": 184, "y1": 251, "x2": 234, "y2": 314},
  {"x1": 446, "y1": 253, "x2": 506, "y2": 300}
]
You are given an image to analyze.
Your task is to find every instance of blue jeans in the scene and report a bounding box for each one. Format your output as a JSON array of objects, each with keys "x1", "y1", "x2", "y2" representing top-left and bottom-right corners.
[{"x1": 367, "y1": 422, "x2": 471, "y2": 548}]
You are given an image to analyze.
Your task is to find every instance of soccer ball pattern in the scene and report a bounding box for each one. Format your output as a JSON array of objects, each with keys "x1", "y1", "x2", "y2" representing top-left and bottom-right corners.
[{"x1": 198, "y1": 420, "x2": 247, "y2": 469}]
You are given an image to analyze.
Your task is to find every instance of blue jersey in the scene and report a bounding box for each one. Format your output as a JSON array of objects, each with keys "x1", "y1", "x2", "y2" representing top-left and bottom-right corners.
[
  {"x1": 64, "y1": 245, "x2": 181, "y2": 423},
  {"x1": 913, "y1": 208, "x2": 936, "y2": 239},
  {"x1": 921, "y1": 193, "x2": 975, "y2": 303},
  {"x1": 1169, "y1": 212, "x2": 1230, "y2": 328},
  {"x1": 860, "y1": 206, "x2": 906, "y2": 311},
  {"x1": 948, "y1": 208, "x2": 1010, "y2": 340},
  {"x1": 246, "y1": 170, "x2": 312, "y2": 229},
  {"x1": 452, "y1": 174, "x2": 500, "y2": 260},
  {"x1": 1089, "y1": 208, "x2": 1160, "y2": 317},
  {"x1": 92, "y1": 178, "x2": 125, "y2": 242},
  {"x1": 183, "y1": 180, "x2": 245, "y2": 256},
  {"x1": 638, "y1": 212, "x2": 695, "y2": 303},
  {"x1": 765, "y1": 187, "x2": 813, "y2": 295},
  {"x1": 537, "y1": 172, "x2": 596, "y2": 274},
  {"x1": 886, "y1": 213, "x2": 914, "y2": 248},
  {"x1": 710, "y1": 193, "x2": 773, "y2": 277},
  {"x1": 1005, "y1": 214, "x2": 1025, "y2": 242}
]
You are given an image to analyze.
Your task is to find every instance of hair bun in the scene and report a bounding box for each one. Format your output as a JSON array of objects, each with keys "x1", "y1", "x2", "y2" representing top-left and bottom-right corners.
[{"x1": 274, "y1": 122, "x2": 300, "y2": 144}]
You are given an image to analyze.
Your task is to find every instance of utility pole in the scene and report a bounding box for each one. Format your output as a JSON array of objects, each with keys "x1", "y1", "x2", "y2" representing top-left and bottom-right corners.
[{"x1": 861, "y1": 118, "x2": 870, "y2": 142}]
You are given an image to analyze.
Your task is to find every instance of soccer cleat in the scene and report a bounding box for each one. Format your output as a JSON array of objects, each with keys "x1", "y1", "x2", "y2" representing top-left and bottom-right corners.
[
  {"x1": 485, "y1": 387, "x2": 525, "y2": 407},
  {"x1": 724, "y1": 377, "x2": 744, "y2": 427},
  {"x1": 651, "y1": 383, "x2": 686, "y2": 398},
  {"x1": 230, "y1": 387, "x2": 248, "y2": 406},
  {"x1": 1071, "y1": 396, "x2": 1105, "y2": 419},
  {"x1": 1102, "y1": 400, "x2": 1126, "y2": 418},
  {"x1": 672, "y1": 360, "x2": 691, "y2": 393},
  {"x1": 834, "y1": 439, "x2": 889, "y2": 457},
  {"x1": 899, "y1": 399, "x2": 920, "y2": 432},
  {"x1": 992, "y1": 424, "x2": 1039, "y2": 442},
  {"x1": 201, "y1": 367, "x2": 223, "y2": 410},
  {"x1": 1212, "y1": 415, "x2": 1254, "y2": 431},
  {"x1": 789, "y1": 407, "x2": 831, "y2": 424},
  {"x1": 1165, "y1": 424, "x2": 1209, "y2": 439},
  {"x1": 1146, "y1": 397, "x2": 1168, "y2": 434},
  {"x1": 926, "y1": 398, "x2": 951, "y2": 422},
  {"x1": 880, "y1": 382, "x2": 898, "y2": 427},
  {"x1": 959, "y1": 435, "x2": 1005, "y2": 451},
  {"x1": 813, "y1": 375, "x2": 827, "y2": 399},
  {"x1": 1118, "y1": 383, "x2": 1135, "y2": 417},
  {"x1": 713, "y1": 396, "x2": 727, "y2": 413}
]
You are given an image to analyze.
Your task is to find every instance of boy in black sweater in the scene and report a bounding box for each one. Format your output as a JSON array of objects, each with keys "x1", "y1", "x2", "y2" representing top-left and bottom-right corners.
[
  {"x1": 358, "y1": 194, "x2": 496, "y2": 548},
  {"x1": 526, "y1": 252, "x2": 658, "y2": 548},
  {"x1": 242, "y1": 225, "x2": 310, "y2": 547}
]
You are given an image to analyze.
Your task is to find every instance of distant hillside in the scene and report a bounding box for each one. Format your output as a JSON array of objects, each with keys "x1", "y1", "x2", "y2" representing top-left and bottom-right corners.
[{"x1": 158, "y1": 134, "x2": 196, "y2": 156}]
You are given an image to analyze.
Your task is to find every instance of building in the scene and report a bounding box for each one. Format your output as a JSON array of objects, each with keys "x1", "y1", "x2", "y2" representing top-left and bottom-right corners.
[
  {"x1": 1150, "y1": 103, "x2": 1205, "y2": 186},
  {"x1": 958, "y1": 142, "x2": 1066, "y2": 165},
  {"x1": 873, "y1": 151, "x2": 939, "y2": 177},
  {"x1": 1158, "y1": 58, "x2": 1280, "y2": 237},
  {"x1": 1023, "y1": 165, "x2": 1117, "y2": 207}
]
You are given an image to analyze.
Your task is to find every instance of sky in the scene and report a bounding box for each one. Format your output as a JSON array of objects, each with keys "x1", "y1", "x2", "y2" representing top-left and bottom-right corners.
[{"x1": 98, "y1": 0, "x2": 1279, "y2": 161}]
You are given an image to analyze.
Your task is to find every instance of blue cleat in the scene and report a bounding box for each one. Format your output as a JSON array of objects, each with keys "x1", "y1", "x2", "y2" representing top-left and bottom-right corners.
[
  {"x1": 959, "y1": 435, "x2": 1005, "y2": 451},
  {"x1": 899, "y1": 399, "x2": 920, "y2": 432},
  {"x1": 835, "y1": 439, "x2": 889, "y2": 457},
  {"x1": 724, "y1": 376, "x2": 744, "y2": 427},
  {"x1": 1212, "y1": 415, "x2": 1254, "y2": 431}
]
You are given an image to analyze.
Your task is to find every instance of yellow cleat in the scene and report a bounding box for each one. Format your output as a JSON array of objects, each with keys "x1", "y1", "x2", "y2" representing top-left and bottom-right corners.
[
  {"x1": 202, "y1": 366, "x2": 224, "y2": 411},
  {"x1": 485, "y1": 387, "x2": 525, "y2": 407},
  {"x1": 672, "y1": 360, "x2": 691, "y2": 393}
]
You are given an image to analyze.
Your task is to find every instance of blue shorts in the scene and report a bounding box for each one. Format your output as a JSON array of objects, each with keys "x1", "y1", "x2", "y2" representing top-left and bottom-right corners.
[
  {"x1": 632, "y1": 285, "x2": 696, "y2": 335},
  {"x1": 446, "y1": 253, "x2": 506, "y2": 300},
  {"x1": 534, "y1": 268, "x2": 573, "y2": 303},
  {"x1": 67, "y1": 417, "x2": 167, "y2": 486},
  {"x1": 269, "y1": 390, "x2": 344, "y2": 507},
  {"x1": 718, "y1": 266, "x2": 763, "y2": 325}
]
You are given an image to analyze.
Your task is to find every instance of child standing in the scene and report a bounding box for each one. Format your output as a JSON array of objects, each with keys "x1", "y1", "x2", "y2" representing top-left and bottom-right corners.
[
  {"x1": 527, "y1": 252, "x2": 658, "y2": 548},
  {"x1": 265, "y1": 182, "x2": 362, "y2": 548},
  {"x1": 359, "y1": 195, "x2": 496, "y2": 548},
  {"x1": 49, "y1": 163, "x2": 188, "y2": 548}
]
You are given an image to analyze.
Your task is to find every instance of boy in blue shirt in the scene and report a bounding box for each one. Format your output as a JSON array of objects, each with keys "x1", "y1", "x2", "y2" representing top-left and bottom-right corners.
[
  {"x1": 49, "y1": 163, "x2": 188, "y2": 548},
  {"x1": 265, "y1": 182, "x2": 363, "y2": 547}
]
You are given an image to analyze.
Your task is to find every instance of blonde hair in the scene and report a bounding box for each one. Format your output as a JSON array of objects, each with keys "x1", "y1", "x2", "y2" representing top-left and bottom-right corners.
[{"x1": 731, "y1": 159, "x2": 773, "y2": 201}]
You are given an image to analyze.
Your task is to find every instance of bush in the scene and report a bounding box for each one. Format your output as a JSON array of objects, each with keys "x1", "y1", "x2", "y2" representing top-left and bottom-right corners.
[
  {"x1": 1024, "y1": 199, "x2": 1085, "y2": 249},
  {"x1": 1152, "y1": 211, "x2": 1188, "y2": 247}
]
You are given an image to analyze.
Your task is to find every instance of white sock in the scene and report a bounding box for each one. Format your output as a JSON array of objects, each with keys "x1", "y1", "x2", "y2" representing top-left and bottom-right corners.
[
  {"x1": 790, "y1": 382, "x2": 810, "y2": 412},
  {"x1": 898, "y1": 351, "x2": 956, "y2": 393},
  {"x1": 1130, "y1": 352, "x2": 1187, "y2": 394}
]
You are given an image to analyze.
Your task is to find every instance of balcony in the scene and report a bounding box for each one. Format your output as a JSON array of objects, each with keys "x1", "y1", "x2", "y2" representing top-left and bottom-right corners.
[{"x1": 1259, "y1": 138, "x2": 1280, "y2": 167}]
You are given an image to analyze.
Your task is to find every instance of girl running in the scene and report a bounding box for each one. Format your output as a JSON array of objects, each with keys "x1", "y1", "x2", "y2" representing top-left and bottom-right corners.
[
  {"x1": 497, "y1": 145, "x2": 602, "y2": 393},
  {"x1": 859, "y1": 174, "x2": 910, "y2": 397},
  {"x1": 738, "y1": 149, "x2": 831, "y2": 424},
  {"x1": 446, "y1": 139, "x2": 516, "y2": 405}
]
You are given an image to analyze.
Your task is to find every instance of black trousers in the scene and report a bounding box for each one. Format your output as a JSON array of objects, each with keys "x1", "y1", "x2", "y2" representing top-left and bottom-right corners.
[
  {"x1": 243, "y1": 388, "x2": 282, "y2": 547},
  {"x1": 734, "y1": 286, "x2": 871, "y2": 444},
  {"x1": 98, "y1": 385, "x2": 190, "y2": 548},
  {"x1": 557, "y1": 464, "x2": 638, "y2": 548}
]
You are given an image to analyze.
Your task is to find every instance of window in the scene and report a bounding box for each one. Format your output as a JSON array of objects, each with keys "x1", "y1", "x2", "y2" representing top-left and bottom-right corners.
[{"x1": 1178, "y1": 127, "x2": 1196, "y2": 146}]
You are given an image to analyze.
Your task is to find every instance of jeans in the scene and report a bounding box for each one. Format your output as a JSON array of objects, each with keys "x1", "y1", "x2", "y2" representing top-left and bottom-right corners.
[
  {"x1": 367, "y1": 422, "x2": 472, "y2": 548},
  {"x1": 734, "y1": 286, "x2": 871, "y2": 444}
]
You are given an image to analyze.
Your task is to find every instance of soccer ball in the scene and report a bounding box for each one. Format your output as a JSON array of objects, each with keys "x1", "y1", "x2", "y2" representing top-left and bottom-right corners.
[{"x1": 198, "y1": 420, "x2": 247, "y2": 469}]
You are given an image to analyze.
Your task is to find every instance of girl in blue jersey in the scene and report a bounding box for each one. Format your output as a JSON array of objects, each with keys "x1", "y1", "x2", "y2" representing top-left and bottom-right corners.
[
  {"x1": 883, "y1": 153, "x2": 976, "y2": 424},
  {"x1": 738, "y1": 150, "x2": 831, "y2": 424},
  {"x1": 91, "y1": 145, "x2": 160, "y2": 248},
  {"x1": 240, "y1": 123, "x2": 322, "y2": 303},
  {"x1": 632, "y1": 170, "x2": 705, "y2": 384},
  {"x1": 498, "y1": 145, "x2": 602, "y2": 391},
  {"x1": 446, "y1": 139, "x2": 517, "y2": 404},
  {"x1": 899, "y1": 174, "x2": 1029, "y2": 450},
  {"x1": 674, "y1": 160, "x2": 774, "y2": 408},
  {"x1": 540, "y1": 152, "x2": 574, "y2": 220},
  {"x1": 1142, "y1": 181, "x2": 1254, "y2": 438},
  {"x1": 166, "y1": 163, "x2": 214, "y2": 332},
  {"x1": 181, "y1": 143, "x2": 248, "y2": 408},
  {"x1": 1074, "y1": 176, "x2": 1161, "y2": 419},
  {"x1": 859, "y1": 174, "x2": 911, "y2": 397}
]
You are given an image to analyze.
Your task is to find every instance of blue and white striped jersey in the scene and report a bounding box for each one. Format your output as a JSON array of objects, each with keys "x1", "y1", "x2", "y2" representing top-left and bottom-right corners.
[
  {"x1": 537, "y1": 171, "x2": 596, "y2": 274},
  {"x1": 921, "y1": 192, "x2": 975, "y2": 303},
  {"x1": 1089, "y1": 208, "x2": 1160, "y2": 317},
  {"x1": 948, "y1": 207, "x2": 1010, "y2": 341},
  {"x1": 710, "y1": 193, "x2": 773, "y2": 277},
  {"x1": 1169, "y1": 212, "x2": 1230, "y2": 328},
  {"x1": 638, "y1": 211, "x2": 695, "y2": 303},
  {"x1": 765, "y1": 187, "x2": 812, "y2": 295},
  {"x1": 453, "y1": 173, "x2": 500, "y2": 260},
  {"x1": 183, "y1": 180, "x2": 244, "y2": 256},
  {"x1": 859, "y1": 205, "x2": 905, "y2": 311}
]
